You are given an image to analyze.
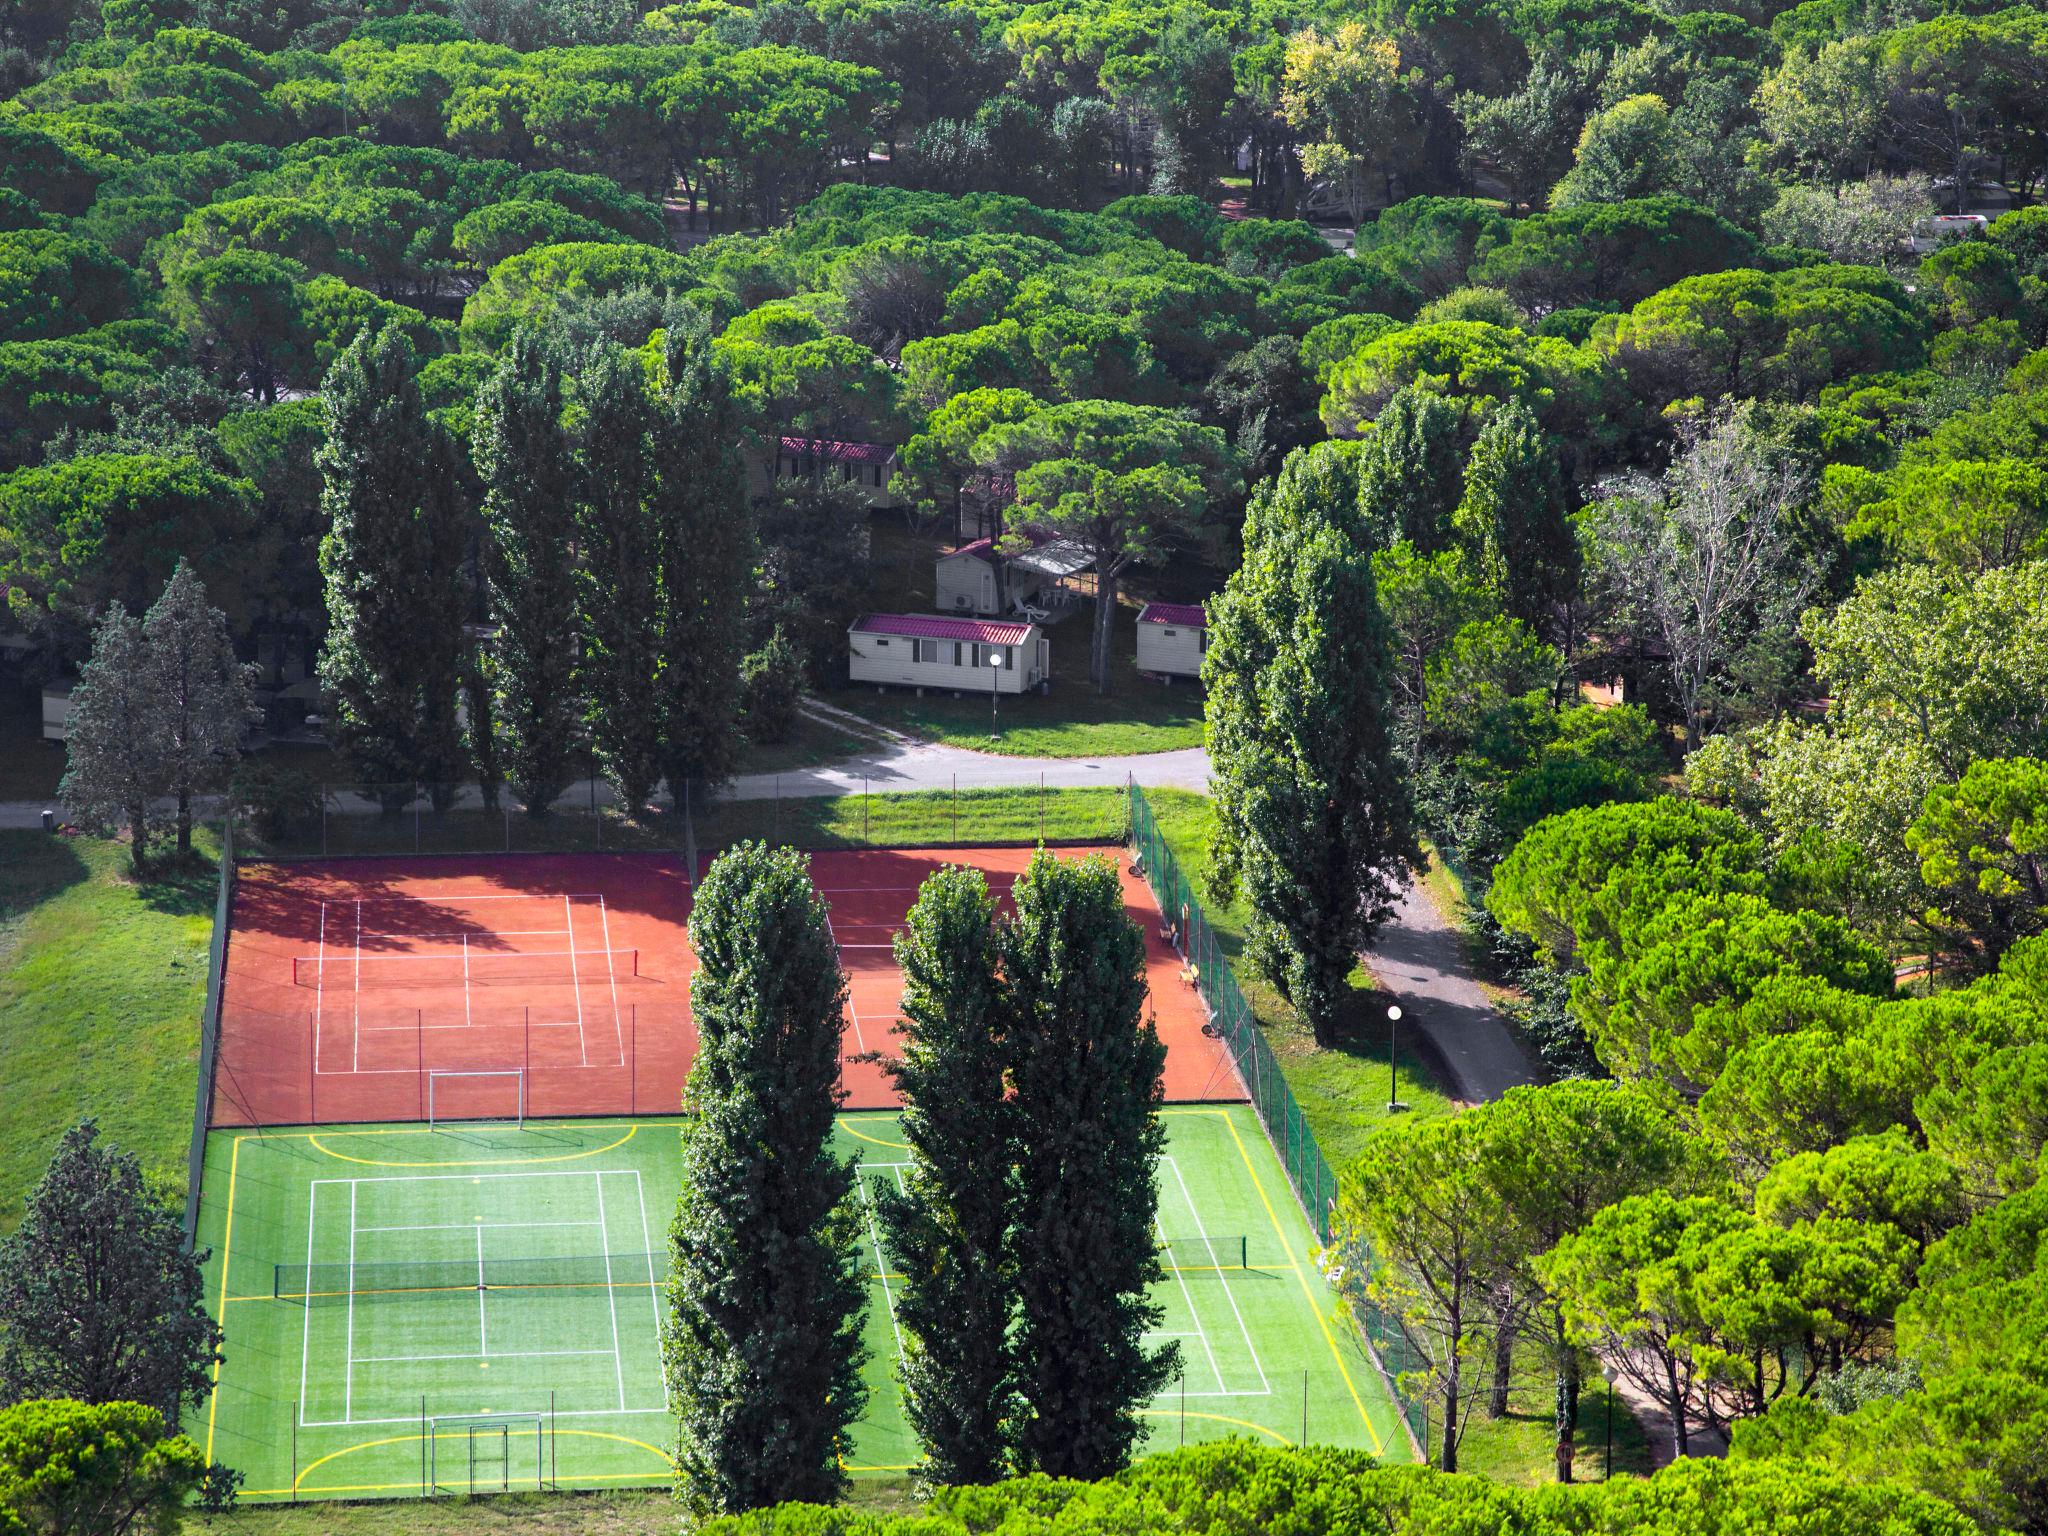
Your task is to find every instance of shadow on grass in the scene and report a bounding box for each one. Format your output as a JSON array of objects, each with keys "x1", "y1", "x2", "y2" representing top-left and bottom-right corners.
[
  {"x1": 0, "y1": 831, "x2": 90, "y2": 933},
  {"x1": 130, "y1": 845, "x2": 221, "y2": 918}
]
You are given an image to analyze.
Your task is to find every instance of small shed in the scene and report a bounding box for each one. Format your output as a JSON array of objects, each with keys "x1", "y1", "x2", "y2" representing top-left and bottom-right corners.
[
  {"x1": 934, "y1": 538, "x2": 1093, "y2": 618},
  {"x1": 756, "y1": 436, "x2": 905, "y2": 508},
  {"x1": 1137, "y1": 602, "x2": 1208, "y2": 680},
  {"x1": 849, "y1": 614, "x2": 1048, "y2": 694}
]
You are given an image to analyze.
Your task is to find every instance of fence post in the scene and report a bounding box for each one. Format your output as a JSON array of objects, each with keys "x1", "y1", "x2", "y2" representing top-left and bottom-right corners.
[
  {"x1": 321, "y1": 784, "x2": 328, "y2": 858},
  {"x1": 952, "y1": 774, "x2": 957, "y2": 843}
]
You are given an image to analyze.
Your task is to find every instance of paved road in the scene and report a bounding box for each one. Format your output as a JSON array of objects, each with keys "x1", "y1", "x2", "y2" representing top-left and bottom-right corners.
[
  {"x1": 1360, "y1": 868, "x2": 1539, "y2": 1105},
  {"x1": 725, "y1": 741, "x2": 1211, "y2": 799}
]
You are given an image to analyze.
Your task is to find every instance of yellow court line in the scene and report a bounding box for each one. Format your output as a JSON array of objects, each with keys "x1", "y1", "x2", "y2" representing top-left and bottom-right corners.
[
  {"x1": 836, "y1": 1116, "x2": 908, "y2": 1150},
  {"x1": 1139, "y1": 1407, "x2": 1292, "y2": 1445},
  {"x1": 1221, "y1": 1109, "x2": 1385, "y2": 1456},
  {"x1": 266, "y1": 1427, "x2": 675, "y2": 1496},
  {"x1": 308, "y1": 1125, "x2": 642, "y2": 1167},
  {"x1": 203, "y1": 1132, "x2": 243, "y2": 1465}
]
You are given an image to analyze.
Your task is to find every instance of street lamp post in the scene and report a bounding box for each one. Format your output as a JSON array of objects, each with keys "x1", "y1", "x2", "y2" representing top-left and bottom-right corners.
[
  {"x1": 1386, "y1": 1004, "x2": 1407, "y2": 1112},
  {"x1": 1604, "y1": 1362, "x2": 1615, "y2": 1481},
  {"x1": 988, "y1": 649, "x2": 1004, "y2": 741}
]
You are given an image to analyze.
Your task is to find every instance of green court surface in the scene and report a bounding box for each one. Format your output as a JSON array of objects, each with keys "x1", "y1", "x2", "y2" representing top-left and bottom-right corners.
[{"x1": 194, "y1": 1105, "x2": 1407, "y2": 1500}]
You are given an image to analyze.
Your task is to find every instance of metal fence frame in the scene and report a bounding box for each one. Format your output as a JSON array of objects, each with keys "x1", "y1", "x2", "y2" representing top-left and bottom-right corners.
[
  {"x1": 182, "y1": 817, "x2": 235, "y2": 1244},
  {"x1": 1127, "y1": 781, "x2": 1430, "y2": 1453}
]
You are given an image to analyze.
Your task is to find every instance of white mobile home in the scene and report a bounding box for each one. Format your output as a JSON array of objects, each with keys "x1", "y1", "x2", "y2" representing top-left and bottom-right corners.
[
  {"x1": 934, "y1": 538, "x2": 1094, "y2": 618},
  {"x1": 752, "y1": 436, "x2": 906, "y2": 508},
  {"x1": 849, "y1": 614, "x2": 1048, "y2": 694},
  {"x1": 1137, "y1": 602, "x2": 1207, "y2": 680}
]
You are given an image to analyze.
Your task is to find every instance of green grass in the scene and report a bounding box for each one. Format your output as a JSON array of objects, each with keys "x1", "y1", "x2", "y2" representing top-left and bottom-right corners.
[
  {"x1": 0, "y1": 682, "x2": 65, "y2": 801},
  {"x1": 1140, "y1": 791, "x2": 1454, "y2": 1173},
  {"x1": 835, "y1": 518, "x2": 1206, "y2": 758},
  {"x1": 1439, "y1": 1354, "x2": 1656, "y2": 1486},
  {"x1": 695, "y1": 784, "x2": 1131, "y2": 853},
  {"x1": 194, "y1": 1107, "x2": 1408, "y2": 1503},
  {"x1": 0, "y1": 830, "x2": 214, "y2": 1230},
  {"x1": 732, "y1": 712, "x2": 872, "y2": 775}
]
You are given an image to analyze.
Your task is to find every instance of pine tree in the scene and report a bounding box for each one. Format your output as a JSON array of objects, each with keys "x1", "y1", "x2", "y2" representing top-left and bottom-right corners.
[
  {"x1": 475, "y1": 321, "x2": 581, "y2": 815},
  {"x1": 1355, "y1": 387, "x2": 1468, "y2": 552},
  {"x1": 1455, "y1": 400, "x2": 1580, "y2": 645},
  {"x1": 58, "y1": 604, "x2": 163, "y2": 867},
  {"x1": 141, "y1": 559, "x2": 253, "y2": 854},
  {"x1": 0, "y1": 1121, "x2": 220, "y2": 1424},
  {"x1": 1206, "y1": 443, "x2": 1415, "y2": 1048},
  {"x1": 1003, "y1": 850, "x2": 1174, "y2": 1480},
  {"x1": 665, "y1": 842, "x2": 867, "y2": 1514},
  {"x1": 650, "y1": 305, "x2": 754, "y2": 795},
  {"x1": 316, "y1": 327, "x2": 471, "y2": 810},
  {"x1": 571, "y1": 344, "x2": 665, "y2": 813},
  {"x1": 873, "y1": 865, "x2": 1018, "y2": 1486}
]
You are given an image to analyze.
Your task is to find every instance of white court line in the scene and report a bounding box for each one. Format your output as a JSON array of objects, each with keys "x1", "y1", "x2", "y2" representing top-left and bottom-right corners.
[
  {"x1": 1157, "y1": 1210, "x2": 1225, "y2": 1396},
  {"x1": 594, "y1": 1172, "x2": 625, "y2": 1411},
  {"x1": 565, "y1": 896, "x2": 586, "y2": 1065},
  {"x1": 314, "y1": 1171, "x2": 620, "y2": 1187},
  {"x1": 347, "y1": 893, "x2": 609, "y2": 904},
  {"x1": 630, "y1": 1170, "x2": 668, "y2": 1412},
  {"x1": 297, "y1": 1182, "x2": 318, "y2": 1426},
  {"x1": 345, "y1": 1181, "x2": 359, "y2": 1420},
  {"x1": 463, "y1": 934, "x2": 471, "y2": 1030},
  {"x1": 313, "y1": 902, "x2": 326, "y2": 1075},
  {"x1": 356, "y1": 1219, "x2": 601, "y2": 1234},
  {"x1": 352, "y1": 900, "x2": 362, "y2": 1072},
  {"x1": 302, "y1": 1405, "x2": 671, "y2": 1428},
  {"x1": 356, "y1": 1348, "x2": 614, "y2": 1364},
  {"x1": 597, "y1": 896, "x2": 624, "y2": 1067},
  {"x1": 826, "y1": 914, "x2": 868, "y2": 1053},
  {"x1": 857, "y1": 1169, "x2": 904, "y2": 1364},
  {"x1": 1165, "y1": 1155, "x2": 1269, "y2": 1396},
  {"x1": 359, "y1": 928, "x2": 569, "y2": 940},
  {"x1": 475, "y1": 1224, "x2": 487, "y2": 1355}
]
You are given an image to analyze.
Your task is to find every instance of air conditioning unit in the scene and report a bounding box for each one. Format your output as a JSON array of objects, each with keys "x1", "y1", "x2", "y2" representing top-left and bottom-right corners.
[{"x1": 954, "y1": 594, "x2": 971, "y2": 609}]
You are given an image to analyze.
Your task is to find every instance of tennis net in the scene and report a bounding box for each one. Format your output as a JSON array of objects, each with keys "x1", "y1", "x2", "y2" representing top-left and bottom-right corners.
[{"x1": 291, "y1": 948, "x2": 638, "y2": 988}]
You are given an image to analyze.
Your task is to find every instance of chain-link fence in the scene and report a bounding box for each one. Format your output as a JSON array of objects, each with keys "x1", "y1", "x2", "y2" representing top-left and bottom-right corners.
[
  {"x1": 1127, "y1": 782, "x2": 1430, "y2": 1453},
  {"x1": 182, "y1": 818, "x2": 234, "y2": 1244},
  {"x1": 695, "y1": 774, "x2": 1130, "y2": 854}
]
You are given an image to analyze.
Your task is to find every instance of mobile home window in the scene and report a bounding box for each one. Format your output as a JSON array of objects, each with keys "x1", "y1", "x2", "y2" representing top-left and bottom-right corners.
[
  {"x1": 952, "y1": 642, "x2": 963, "y2": 665},
  {"x1": 914, "y1": 640, "x2": 937, "y2": 663},
  {"x1": 1002, "y1": 646, "x2": 1014, "y2": 669}
]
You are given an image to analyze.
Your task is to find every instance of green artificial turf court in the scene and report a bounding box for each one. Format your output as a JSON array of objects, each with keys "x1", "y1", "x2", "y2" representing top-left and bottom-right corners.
[{"x1": 195, "y1": 1105, "x2": 1406, "y2": 1501}]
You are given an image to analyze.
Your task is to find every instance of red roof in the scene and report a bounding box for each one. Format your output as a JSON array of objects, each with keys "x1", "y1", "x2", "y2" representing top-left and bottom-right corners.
[
  {"x1": 779, "y1": 436, "x2": 897, "y2": 465},
  {"x1": 1139, "y1": 602, "x2": 1207, "y2": 627},
  {"x1": 852, "y1": 613, "x2": 1034, "y2": 645},
  {"x1": 944, "y1": 539, "x2": 996, "y2": 560}
]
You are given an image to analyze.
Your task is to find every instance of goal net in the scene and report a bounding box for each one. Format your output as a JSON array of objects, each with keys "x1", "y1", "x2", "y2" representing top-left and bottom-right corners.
[{"x1": 426, "y1": 1069, "x2": 525, "y2": 1128}]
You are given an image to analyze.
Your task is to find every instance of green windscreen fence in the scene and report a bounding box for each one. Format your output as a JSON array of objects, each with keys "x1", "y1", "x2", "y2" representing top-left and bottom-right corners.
[{"x1": 1127, "y1": 782, "x2": 1431, "y2": 1451}]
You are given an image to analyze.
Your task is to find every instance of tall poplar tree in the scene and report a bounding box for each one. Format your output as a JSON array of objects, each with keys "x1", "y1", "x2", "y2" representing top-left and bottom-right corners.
[
  {"x1": 1454, "y1": 400, "x2": 1580, "y2": 646},
  {"x1": 142, "y1": 559, "x2": 253, "y2": 854},
  {"x1": 664, "y1": 842, "x2": 867, "y2": 1514},
  {"x1": 1205, "y1": 443, "x2": 1414, "y2": 1048},
  {"x1": 650, "y1": 305, "x2": 753, "y2": 795},
  {"x1": 317, "y1": 326, "x2": 471, "y2": 809},
  {"x1": 874, "y1": 865, "x2": 1017, "y2": 1485},
  {"x1": 1355, "y1": 387, "x2": 1467, "y2": 552},
  {"x1": 475, "y1": 321, "x2": 581, "y2": 814},
  {"x1": 1003, "y1": 850, "x2": 1173, "y2": 1479},
  {"x1": 571, "y1": 343, "x2": 665, "y2": 813}
]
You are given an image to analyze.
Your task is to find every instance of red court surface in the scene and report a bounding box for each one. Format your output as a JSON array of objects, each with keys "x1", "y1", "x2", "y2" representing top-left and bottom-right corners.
[{"x1": 212, "y1": 847, "x2": 1239, "y2": 1127}]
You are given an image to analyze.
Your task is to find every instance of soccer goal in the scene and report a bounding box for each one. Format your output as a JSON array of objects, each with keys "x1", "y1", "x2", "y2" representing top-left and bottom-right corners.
[
  {"x1": 428, "y1": 1412, "x2": 549, "y2": 1495},
  {"x1": 426, "y1": 1068, "x2": 526, "y2": 1128}
]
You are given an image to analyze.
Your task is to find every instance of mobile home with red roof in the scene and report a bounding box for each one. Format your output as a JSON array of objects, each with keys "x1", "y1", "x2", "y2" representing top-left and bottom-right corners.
[
  {"x1": 848, "y1": 613, "x2": 1048, "y2": 693},
  {"x1": 1137, "y1": 602, "x2": 1208, "y2": 680}
]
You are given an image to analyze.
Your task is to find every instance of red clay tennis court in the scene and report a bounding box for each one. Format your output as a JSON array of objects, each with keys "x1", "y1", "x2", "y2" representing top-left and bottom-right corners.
[{"x1": 211, "y1": 847, "x2": 1238, "y2": 1127}]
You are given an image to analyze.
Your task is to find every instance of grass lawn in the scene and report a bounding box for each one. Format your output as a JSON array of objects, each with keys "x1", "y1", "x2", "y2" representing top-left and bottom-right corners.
[
  {"x1": 732, "y1": 711, "x2": 872, "y2": 774},
  {"x1": 0, "y1": 830, "x2": 214, "y2": 1230},
  {"x1": 833, "y1": 518, "x2": 1206, "y2": 758},
  {"x1": 696, "y1": 783, "x2": 1131, "y2": 853},
  {"x1": 1140, "y1": 790, "x2": 1453, "y2": 1173},
  {"x1": 0, "y1": 681, "x2": 65, "y2": 801},
  {"x1": 1441, "y1": 1354, "x2": 1656, "y2": 1486}
]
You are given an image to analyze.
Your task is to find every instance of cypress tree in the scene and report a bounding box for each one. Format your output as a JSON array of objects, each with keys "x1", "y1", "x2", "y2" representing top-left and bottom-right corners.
[
  {"x1": 874, "y1": 866, "x2": 1018, "y2": 1485},
  {"x1": 57, "y1": 603, "x2": 160, "y2": 867},
  {"x1": 1003, "y1": 850, "x2": 1174, "y2": 1480},
  {"x1": 1206, "y1": 443, "x2": 1414, "y2": 1048},
  {"x1": 665, "y1": 842, "x2": 867, "y2": 1514},
  {"x1": 142, "y1": 559, "x2": 253, "y2": 854},
  {"x1": 317, "y1": 326, "x2": 471, "y2": 809},
  {"x1": 475, "y1": 321, "x2": 581, "y2": 815},
  {"x1": 650, "y1": 304, "x2": 754, "y2": 796},
  {"x1": 571, "y1": 343, "x2": 665, "y2": 813}
]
